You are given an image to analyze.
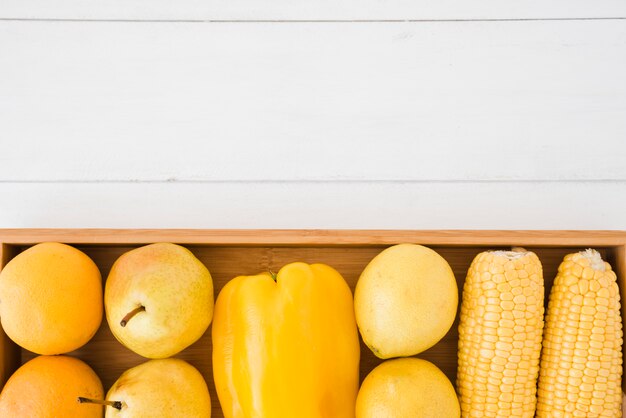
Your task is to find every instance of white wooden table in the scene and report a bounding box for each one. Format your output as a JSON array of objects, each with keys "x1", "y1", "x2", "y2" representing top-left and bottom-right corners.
[{"x1": 1, "y1": 2, "x2": 625, "y2": 229}]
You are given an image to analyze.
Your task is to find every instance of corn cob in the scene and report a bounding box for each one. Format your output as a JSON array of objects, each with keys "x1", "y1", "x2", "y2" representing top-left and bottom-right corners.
[
  {"x1": 537, "y1": 249, "x2": 623, "y2": 417},
  {"x1": 457, "y1": 250, "x2": 544, "y2": 417}
]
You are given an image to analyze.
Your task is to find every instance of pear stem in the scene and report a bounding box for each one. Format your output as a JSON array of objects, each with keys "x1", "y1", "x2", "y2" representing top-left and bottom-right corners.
[
  {"x1": 120, "y1": 305, "x2": 145, "y2": 327},
  {"x1": 77, "y1": 397, "x2": 122, "y2": 410}
]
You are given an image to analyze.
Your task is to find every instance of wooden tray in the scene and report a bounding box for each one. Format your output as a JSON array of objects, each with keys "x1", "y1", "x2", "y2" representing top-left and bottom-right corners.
[{"x1": 0, "y1": 229, "x2": 625, "y2": 416}]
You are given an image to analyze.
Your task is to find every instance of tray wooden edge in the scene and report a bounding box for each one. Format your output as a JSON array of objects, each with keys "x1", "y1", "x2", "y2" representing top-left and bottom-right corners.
[{"x1": 0, "y1": 229, "x2": 625, "y2": 246}]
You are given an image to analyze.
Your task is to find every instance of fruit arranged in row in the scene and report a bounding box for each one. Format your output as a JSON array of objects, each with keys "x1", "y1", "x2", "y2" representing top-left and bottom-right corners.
[
  {"x1": 457, "y1": 248, "x2": 622, "y2": 417},
  {"x1": 0, "y1": 242, "x2": 459, "y2": 417},
  {"x1": 0, "y1": 242, "x2": 622, "y2": 417},
  {"x1": 0, "y1": 356, "x2": 211, "y2": 417},
  {"x1": 0, "y1": 242, "x2": 214, "y2": 358},
  {"x1": 0, "y1": 242, "x2": 215, "y2": 417}
]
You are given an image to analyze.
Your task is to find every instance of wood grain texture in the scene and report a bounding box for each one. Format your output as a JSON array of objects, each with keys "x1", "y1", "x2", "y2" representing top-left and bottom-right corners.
[
  {"x1": 3, "y1": 241, "x2": 618, "y2": 416},
  {"x1": 1, "y1": 182, "x2": 625, "y2": 230},
  {"x1": 0, "y1": 229, "x2": 625, "y2": 246},
  {"x1": 0, "y1": 245, "x2": 21, "y2": 387},
  {"x1": 1, "y1": 20, "x2": 625, "y2": 182},
  {"x1": 1, "y1": 0, "x2": 626, "y2": 21}
]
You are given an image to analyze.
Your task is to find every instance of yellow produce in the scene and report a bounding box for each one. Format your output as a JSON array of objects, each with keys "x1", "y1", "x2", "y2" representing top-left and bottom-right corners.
[
  {"x1": 536, "y1": 249, "x2": 623, "y2": 417},
  {"x1": 105, "y1": 243, "x2": 214, "y2": 358},
  {"x1": 0, "y1": 242, "x2": 102, "y2": 354},
  {"x1": 0, "y1": 355, "x2": 103, "y2": 417},
  {"x1": 457, "y1": 249, "x2": 544, "y2": 417},
  {"x1": 354, "y1": 243, "x2": 458, "y2": 358},
  {"x1": 83, "y1": 358, "x2": 211, "y2": 417},
  {"x1": 356, "y1": 357, "x2": 460, "y2": 418},
  {"x1": 212, "y1": 262, "x2": 360, "y2": 418}
]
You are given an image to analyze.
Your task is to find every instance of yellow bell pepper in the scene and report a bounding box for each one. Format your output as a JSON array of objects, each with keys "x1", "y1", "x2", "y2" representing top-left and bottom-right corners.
[{"x1": 212, "y1": 262, "x2": 360, "y2": 418}]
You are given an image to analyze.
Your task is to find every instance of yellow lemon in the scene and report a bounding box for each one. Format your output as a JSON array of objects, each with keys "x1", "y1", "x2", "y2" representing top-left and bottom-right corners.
[
  {"x1": 355, "y1": 244, "x2": 457, "y2": 358},
  {"x1": 356, "y1": 358, "x2": 460, "y2": 418}
]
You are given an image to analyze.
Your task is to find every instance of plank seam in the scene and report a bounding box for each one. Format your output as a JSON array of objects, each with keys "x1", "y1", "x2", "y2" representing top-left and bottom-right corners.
[
  {"x1": 1, "y1": 17, "x2": 626, "y2": 23},
  {"x1": 0, "y1": 179, "x2": 624, "y2": 184}
]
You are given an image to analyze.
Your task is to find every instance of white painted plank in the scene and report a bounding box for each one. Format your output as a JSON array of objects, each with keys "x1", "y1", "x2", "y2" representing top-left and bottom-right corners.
[
  {"x1": 0, "y1": 182, "x2": 623, "y2": 229},
  {"x1": 1, "y1": 21, "x2": 625, "y2": 181},
  {"x1": 1, "y1": 0, "x2": 626, "y2": 21}
]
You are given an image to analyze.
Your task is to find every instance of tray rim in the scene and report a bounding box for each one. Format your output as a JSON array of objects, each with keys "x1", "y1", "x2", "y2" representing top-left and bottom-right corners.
[{"x1": 0, "y1": 229, "x2": 625, "y2": 246}]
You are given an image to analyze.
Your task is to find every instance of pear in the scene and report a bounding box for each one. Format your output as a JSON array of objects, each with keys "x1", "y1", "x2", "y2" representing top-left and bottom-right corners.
[
  {"x1": 105, "y1": 243, "x2": 213, "y2": 358},
  {"x1": 78, "y1": 358, "x2": 211, "y2": 417}
]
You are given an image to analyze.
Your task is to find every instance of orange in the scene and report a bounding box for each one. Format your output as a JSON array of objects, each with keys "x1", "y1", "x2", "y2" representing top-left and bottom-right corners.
[
  {"x1": 0, "y1": 355, "x2": 104, "y2": 417},
  {"x1": 0, "y1": 242, "x2": 103, "y2": 354}
]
